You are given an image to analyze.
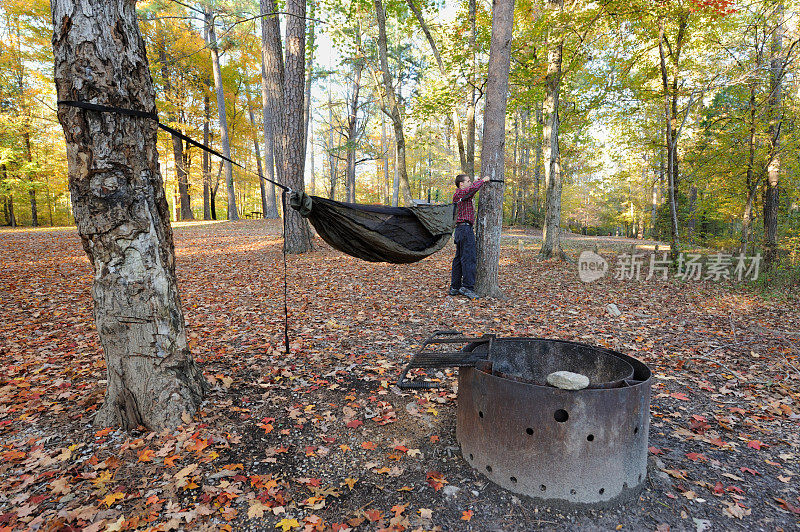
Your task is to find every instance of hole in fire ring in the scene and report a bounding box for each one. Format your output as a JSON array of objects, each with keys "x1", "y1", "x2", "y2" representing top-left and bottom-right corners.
[{"x1": 554, "y1": 409, "x2": 569, "y2": 423}]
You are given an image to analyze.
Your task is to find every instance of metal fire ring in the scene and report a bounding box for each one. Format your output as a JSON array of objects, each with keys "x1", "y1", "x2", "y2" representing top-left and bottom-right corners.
[{"x1": 455, "y1": 338, "x2": 651, "y2": 507}]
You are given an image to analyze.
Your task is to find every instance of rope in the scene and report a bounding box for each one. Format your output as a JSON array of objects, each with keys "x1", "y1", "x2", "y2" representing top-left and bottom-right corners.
[{"x1": 281, "y1": 190, "x2": 291, "y2": 356}]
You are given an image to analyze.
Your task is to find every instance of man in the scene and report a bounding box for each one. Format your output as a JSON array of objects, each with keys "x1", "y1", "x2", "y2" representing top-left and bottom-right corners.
[{"x1": 450, "y1": 174, "x2": 490, "y2": 299}]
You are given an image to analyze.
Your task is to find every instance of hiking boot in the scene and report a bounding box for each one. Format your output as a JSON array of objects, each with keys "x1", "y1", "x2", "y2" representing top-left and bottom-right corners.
[
  {"x1": 448, "y1": 288, "x2": 460, "y2": 296},
  {"x1": 459, "y1": 287, "x2": 479, "y2": 300}
]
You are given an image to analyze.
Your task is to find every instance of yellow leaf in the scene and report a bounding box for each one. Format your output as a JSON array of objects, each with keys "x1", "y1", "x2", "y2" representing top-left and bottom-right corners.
[
  {"x1": 344, "y1": 478, "x2": 357, "y2": 490},
  {"x1": 102, "y1": 492, "x2": 124, "y2": 507},
  {"x1": 275, "y1": 518, "x2": 300, "y2": 531},
  {"x1": 92, "y1": 470, "x2": 112, "y2": 488}
]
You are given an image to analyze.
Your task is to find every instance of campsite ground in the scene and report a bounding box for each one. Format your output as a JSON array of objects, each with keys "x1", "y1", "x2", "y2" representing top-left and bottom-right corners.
[{"x1": 1, "y1": 220, "x2": 798, "y2": 531}]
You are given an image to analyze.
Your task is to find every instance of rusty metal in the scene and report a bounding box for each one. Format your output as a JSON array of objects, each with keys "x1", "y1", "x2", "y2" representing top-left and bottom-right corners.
[
  {"x1": 397, "y1": 330, "x2": 494, "y2": 389},
  {"x1": 455, "y1": 338, "x2": 651, "y2": 507}
]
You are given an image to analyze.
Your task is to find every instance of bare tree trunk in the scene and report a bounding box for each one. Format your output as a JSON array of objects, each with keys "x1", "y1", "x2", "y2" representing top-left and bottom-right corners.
[
  {"x1": 259, "y1": 62, "x2": 280, "y2": 219},
  {"x1": 475, "y1": 0, "x2": 515, "y2": 298},
  {"x1": 281, "y1": 0, "x2": 314, "y2": 253},
  {"x1": 259, "y1": 0, "x2": 285, "y2": 220},
  {"x1": 382, "y1": 117, "x2": 389, "y2": 204},
  {"x1": 764, "y1": 4, "x2": 784, "y2": 269},
  {"x1": 392, "y1": 142, "x2": 399, "y2": 206},
  {"x1": 203, "y1": 92, "x2": 212, "y2": 220},
  {"x1": 345, "y1": 54, "x2": 363, "y2": 203},
  {"x1": 248, "y1": 102, "x2": 268, "y2": 216},
  {"x1": 659, "y1": 20, "x2": 680, "y2": 259},
  {"x1": 21, "y1": 132, "x2": 38, "y2": 227},
  {"x1": 303, "y1": 0, "x2": 315, "y2": 167},
  {"x1": 516, "y1": 108, "x2": 529, "y2": 225},
  {"x1": 52, "y1": 0, "x2": 205, "y2": 431},
  {"x1": 540, "y1": 0, "x2": 565, "y2": 260},
  {"x1": 511, "y1": 113, "x2": 519, "y2": 223},
  {"x1": 466, "y1": 0, "x2": 477, "y2": 179},
  {"x1": 374, "y1": 0, "x2": 413, "y2": 206},
  {"x1": 310, "y1": 126, "x2": 316, "y2": 195},
  {"x1": 687, "y1": 185, "x2": 697, "y2": 243},
  {"x1": 650, "y1": 179, "x2": 658, "y2": 238},
  {"x1": 327, "y1": 90, "x2": 337, "y2": 200},
  {"x1": 533, "y1": 102, "x2": 543, "y2": 218},
  {"x1": 206, "y1": 9, "x2": 238, "y2": 220}
]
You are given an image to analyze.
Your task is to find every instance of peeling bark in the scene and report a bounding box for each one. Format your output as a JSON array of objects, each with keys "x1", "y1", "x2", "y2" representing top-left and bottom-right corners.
[{"x1": 51, "y1": 0, "x2": 205, "y2": 431}]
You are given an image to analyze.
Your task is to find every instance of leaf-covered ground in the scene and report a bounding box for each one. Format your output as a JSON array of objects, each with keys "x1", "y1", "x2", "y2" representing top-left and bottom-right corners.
[{"x1": 0, "y1": 220, "x2": 798, "y2": 531}]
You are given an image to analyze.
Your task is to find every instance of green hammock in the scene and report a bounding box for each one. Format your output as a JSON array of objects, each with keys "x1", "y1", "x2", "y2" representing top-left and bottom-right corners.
[{"x1": 290, "y1": 192, "x2": 456, "y2": 264}]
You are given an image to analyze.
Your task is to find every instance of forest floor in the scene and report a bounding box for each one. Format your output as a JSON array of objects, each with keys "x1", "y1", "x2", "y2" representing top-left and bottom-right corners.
[{"x1": 1, "y1": 220, "x2": 798, "y2": 532}]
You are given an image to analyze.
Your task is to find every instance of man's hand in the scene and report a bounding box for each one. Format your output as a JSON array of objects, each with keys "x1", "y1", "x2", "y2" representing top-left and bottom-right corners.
[{"x1": 481, "y1": 175, "x2": 490, "y2": 182}]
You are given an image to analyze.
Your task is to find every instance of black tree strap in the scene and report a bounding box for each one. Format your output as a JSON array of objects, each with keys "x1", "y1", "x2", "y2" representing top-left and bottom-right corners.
[{"x1": 56, "y1": 100, "x2": 290, "y2": 192}]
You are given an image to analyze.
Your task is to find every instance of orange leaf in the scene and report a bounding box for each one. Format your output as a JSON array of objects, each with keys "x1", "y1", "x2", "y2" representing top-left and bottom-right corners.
[
  {"x1": 391, "y1": 504, "x2": 407, "y2": 516},
  {"x1": 361, "y1": 441, "x2": 377, "y2": 450},
  {"x1": 461, "y1": 510, "x2": 474, "y2": 521},
  {"x1": 137, "y1": 449, "x2": 154, "y2": 462},
  {"x1": 164, "y1": 455, "x2": 180, "y2": 467}
]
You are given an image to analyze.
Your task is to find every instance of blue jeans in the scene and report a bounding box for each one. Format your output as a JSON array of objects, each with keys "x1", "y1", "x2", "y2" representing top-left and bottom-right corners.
[{"x1": 451, "y1": 224, "x2": 476, "y2": 290}]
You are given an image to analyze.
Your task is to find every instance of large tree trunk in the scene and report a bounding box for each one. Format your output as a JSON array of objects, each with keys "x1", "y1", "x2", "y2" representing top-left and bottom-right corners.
[
  {"x1": 540, "y1": 0, "x2": 565, "y2": 260},
  {"x1": 52, "y1": 0, "x2": 205, "y2": 431},
  {"x1": 280, "y1": 0, "x2": 314, "y2": 253},
  {"x1": 374, "y1": 0, "x2": 413, "y2": 206},
  {"x1": 258, "y1": 0, "x2": 283, "y2": 220},
  {"x1": 259, "y1": 64, "x2": 280, "y2": 219},
  {"x1": 474, "y1": 0, "x2": 515, "y2": 298},
  {"x1": 763, "y1": 4, "x2": 784, "y2": 269},
  {"x1": 206, "y1": 9, "x2": 239, "y2": 221}
]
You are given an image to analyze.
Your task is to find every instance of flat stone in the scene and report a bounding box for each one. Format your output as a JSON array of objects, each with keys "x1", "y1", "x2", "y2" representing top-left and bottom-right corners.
[
  {"x1": 547, "y1": 371, "x2": 590, "y2": 390},
  {"x1": 442, "y1": 485, "x2": 460, "y2": 498},
  {"x1": 606, "y1": 303, "x2": 622, "y2": 317}
]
